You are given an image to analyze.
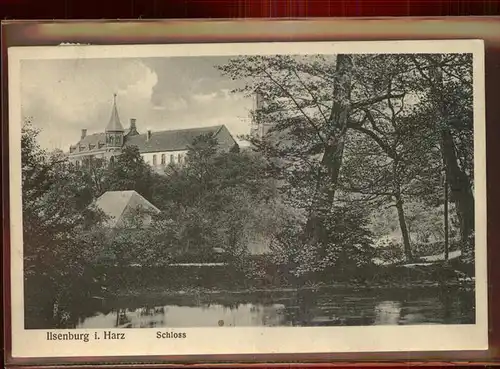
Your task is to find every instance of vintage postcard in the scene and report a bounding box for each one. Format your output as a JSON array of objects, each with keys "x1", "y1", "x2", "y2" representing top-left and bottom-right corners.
[{"x1": 8, "y1": 40, "x2": 487, "y2": 358}]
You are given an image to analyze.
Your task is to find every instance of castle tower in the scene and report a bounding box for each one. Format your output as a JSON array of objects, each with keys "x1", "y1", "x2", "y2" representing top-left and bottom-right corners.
[
  {"x1": 250, "y1": 90, "x2": 264, "y2": 139},
  {"x1": 105, "y1": 94, "x2": 125, "y2": 155},
  {"x1": 250, "y1": 90, "x2": 272, "y2": 140}
]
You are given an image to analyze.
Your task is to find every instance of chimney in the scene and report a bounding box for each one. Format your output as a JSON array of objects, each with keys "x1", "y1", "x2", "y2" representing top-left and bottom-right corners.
[
  {"x1": 127, "y1": 118, "x2": 139, "y2": 136},
  {"x1": 147, "y1": 130, "x2": 152, "y2": 142},
  {"x1": 81, "y1": 129, "x2": 87, "y2": 140}
]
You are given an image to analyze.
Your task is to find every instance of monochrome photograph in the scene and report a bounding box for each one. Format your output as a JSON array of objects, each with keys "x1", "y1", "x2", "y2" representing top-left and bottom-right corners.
[{"x1": 8, "y1": 40, "x2": 487, "y2": 357}]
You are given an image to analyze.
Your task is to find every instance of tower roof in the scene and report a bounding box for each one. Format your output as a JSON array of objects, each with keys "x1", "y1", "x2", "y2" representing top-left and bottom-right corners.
[{"x1": 106, "y1": 94, "x2": 125, "y2": 132}]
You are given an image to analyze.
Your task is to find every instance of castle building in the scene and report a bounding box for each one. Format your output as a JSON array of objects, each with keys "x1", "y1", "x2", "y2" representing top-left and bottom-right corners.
[{"x1": 68, "y1": 94, "x2": 239, "y2": 169}]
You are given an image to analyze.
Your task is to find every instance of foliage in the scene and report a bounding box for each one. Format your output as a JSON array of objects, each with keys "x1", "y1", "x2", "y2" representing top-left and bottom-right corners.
[
  {"x1": 107, "y1": 224, "x2": 177, "y2": 267},
  {"x1": 102, "y1": 146, "x2": 159, "y2": 202},
  {"x1": 373, "y1": 239, "x2": 406, "y2": 265},
  {"x1": 404, "y1": 201, "x2": 459, "y2": 243},
  {"x1": 218, "y1": 54, "x2": 404, "y2": 271},
  {"x1": 409, "y1": 54, "x2": 475, "y2": 250},
  {"x1": 269, "y1": 205, "x2": 375, "y2": 278},
  {"x1": 22, "y1": 119, "x2": 107, "y2": 327},
  {"x1": 79, "y1": 156, "x2": 108, "y2": 198},
  {"x1": 218, "y1": 53, "x2": 475, "y2": 265},
  {"x1": 22, "y1": 120, "x2": 106, "y2": 276},
  {"x1": 152, "y1": 134, "x2": 280, "y2": 262}
]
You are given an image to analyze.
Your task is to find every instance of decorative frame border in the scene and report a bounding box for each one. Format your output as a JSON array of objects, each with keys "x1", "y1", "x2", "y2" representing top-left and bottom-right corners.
[{"x1": 2, "y1": 18, "x2": 499, "y2": 366}]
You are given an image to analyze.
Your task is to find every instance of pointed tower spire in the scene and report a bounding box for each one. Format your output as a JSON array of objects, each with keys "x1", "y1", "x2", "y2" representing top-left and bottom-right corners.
[{"x1": 106, "y1": 93, "x2": 124, "y2": 132}]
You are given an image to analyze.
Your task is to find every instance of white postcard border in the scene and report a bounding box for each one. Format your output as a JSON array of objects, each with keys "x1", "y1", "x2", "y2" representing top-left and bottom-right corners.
[{"x1": 8, "y1": 40, "x2": 488, "y2": 358}]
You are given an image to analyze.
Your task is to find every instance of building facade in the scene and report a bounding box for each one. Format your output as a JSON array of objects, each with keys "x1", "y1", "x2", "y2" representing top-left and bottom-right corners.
[{"x1": 68, "y1": 95, "x2": 239, "y2": 170}]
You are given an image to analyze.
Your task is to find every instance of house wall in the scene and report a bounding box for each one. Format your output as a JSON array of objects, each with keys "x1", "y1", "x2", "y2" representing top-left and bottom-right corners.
[
  {"x1": 140, "y1": 150, "x2": 189, "y2": 167},
  {"x1": 68, "y1": 150, "x2": 123, "y2": 167}
]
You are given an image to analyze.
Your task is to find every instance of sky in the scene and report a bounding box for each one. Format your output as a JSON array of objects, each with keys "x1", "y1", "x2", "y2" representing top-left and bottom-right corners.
[{"x1": 20, "y1": 56, "x2": 253, "y2": 151}]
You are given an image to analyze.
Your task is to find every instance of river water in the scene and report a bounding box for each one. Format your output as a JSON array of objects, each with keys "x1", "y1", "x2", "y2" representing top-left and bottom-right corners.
[{"x1": 74, "y1": 286, "x2": 475, "y2": 328}]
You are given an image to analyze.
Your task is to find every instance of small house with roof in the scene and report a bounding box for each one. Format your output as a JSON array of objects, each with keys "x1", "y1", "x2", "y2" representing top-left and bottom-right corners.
[
  {"x1": 95, "y1": 190, "x2": 161, "y2": 229},
  {"x1": 68, "y1": 94, "x2": 239, "y2": 170},
  {"x1": 91, "y1": 190, "x2": 162, "y2": 265}
]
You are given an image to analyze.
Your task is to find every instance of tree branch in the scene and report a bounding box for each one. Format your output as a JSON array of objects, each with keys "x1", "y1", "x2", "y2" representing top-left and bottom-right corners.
[
  {"x1": 351, "y1": 92, "x2": 405, "y2": 109},
  {"x1": 348, "y1": 116, "x2": 396, "y2": 159},
  {"x1": 291, "y1": 69, "x2": 330, "y2": 125},
  {"x1": 361, "y1": 109, "x2": 384, "y2": 135},
  {"x1": 409, "y1": 55, "x2": 434, "y2": 86},
  {"x1": 258, "y1": 67, "x2": 326, "y2": 145}
]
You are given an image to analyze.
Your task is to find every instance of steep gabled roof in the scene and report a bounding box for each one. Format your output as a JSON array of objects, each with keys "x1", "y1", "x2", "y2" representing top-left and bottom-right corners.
[
  {"x1": 124, "y1": 125, "x2": 234, "y2": 153},
  {"x1": 95, "y1": 190, "x2": 160, "y2": 228}
]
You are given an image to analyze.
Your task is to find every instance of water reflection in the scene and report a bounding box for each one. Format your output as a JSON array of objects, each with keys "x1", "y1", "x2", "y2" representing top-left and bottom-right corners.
[
  {"x1": 78, "y1": 303, "x2": 287, "y2": 328},
  {"x1": 374, "y1": 301, "x2": 402, "y2": 325},
  {"x1": 74, "y1": 286, "x2": 475, "y2": 329}
]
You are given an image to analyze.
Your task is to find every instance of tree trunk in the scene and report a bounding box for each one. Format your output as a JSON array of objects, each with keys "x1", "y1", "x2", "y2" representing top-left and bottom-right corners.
[
  {"x1": 441, "y1": 128, "x2": 475, "y2": 249},
  {"x1": 305, "y1": 54, "x2": 354, "y2": 235},
  {"x1": 394, "y1": 192, "x2": 412, "y2": 262},
  {"x1": 444, "y1": 169, "x2": 449, "y2": 261},
  {"x1": 430, "y1": 58, "x2": 475, "y2": 252}
]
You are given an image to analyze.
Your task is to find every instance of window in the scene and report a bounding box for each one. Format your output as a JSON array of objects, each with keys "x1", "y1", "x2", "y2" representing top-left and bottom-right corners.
[
  {"x1": 153, "y1": 155, "x2": 157, "y2": 166},
  {"x1": 178, "y1": 154, "x2": 182, "y2": 163},
  {"x1": 170, "y1": 154, "x2": 174, "y2": 164},
  {"x1": 161, "y1": 154, "x2": 166, "y2": 165}
]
